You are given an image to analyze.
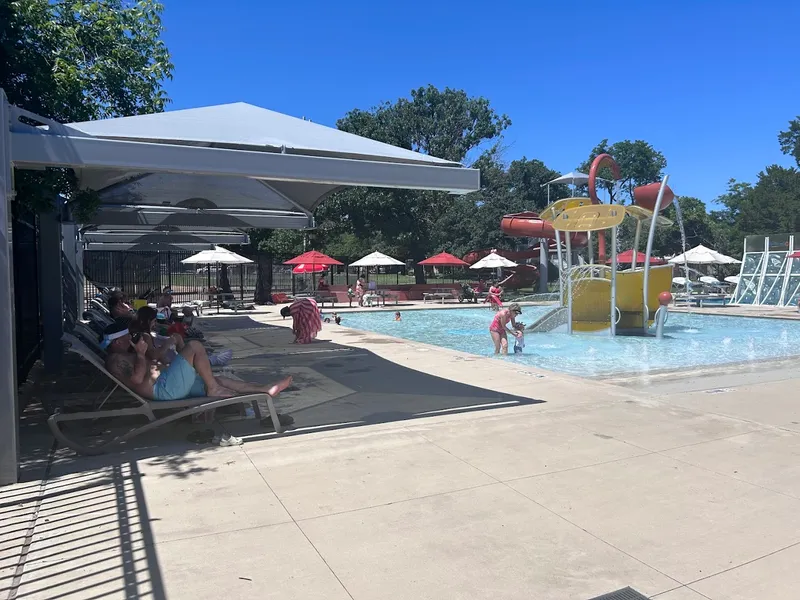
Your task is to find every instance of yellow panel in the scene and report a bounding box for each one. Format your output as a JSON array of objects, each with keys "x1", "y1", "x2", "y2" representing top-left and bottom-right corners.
[
  {"x1": 625, "y1": 204, "x2": 673, "y2": 226},
  {"x1": 554, "y1": 205, "x2": 626, "y2": 232},
  {"x1": 568, "y1": 264, "x2": 674, "y2": 332},
  {"x1": 539, "y1": 197, "x2": 592, "y2": 223}
]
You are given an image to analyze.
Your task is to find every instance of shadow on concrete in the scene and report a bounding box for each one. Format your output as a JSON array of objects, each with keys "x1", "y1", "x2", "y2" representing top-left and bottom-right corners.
[
  {"x1": 1, "y1": 453, "x2": 168, "y2": 600},
  {"x1": 18, "y1": 315, "x2": 543, "y2": 474}
]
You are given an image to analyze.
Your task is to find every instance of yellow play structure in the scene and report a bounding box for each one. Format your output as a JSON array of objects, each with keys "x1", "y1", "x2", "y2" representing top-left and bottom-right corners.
[{"x1": 529, "y1": 154, "x2": 676, "y2": 337}]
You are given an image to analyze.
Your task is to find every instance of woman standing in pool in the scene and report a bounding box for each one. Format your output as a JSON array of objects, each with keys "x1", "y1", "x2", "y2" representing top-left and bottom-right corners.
[{"x1": 489, "y1": 302, "x2": 523, "y2": 355}]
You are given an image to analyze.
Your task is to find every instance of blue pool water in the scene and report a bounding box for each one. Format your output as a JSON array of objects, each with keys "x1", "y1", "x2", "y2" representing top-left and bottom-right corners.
[{"x1": 339, "y1": 307, "x2": 800, "y2": 377}]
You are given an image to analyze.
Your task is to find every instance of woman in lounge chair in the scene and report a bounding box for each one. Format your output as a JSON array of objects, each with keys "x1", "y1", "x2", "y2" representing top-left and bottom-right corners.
[{"x1": 281, "y1": 297, "x2": 322, "y2": 343}]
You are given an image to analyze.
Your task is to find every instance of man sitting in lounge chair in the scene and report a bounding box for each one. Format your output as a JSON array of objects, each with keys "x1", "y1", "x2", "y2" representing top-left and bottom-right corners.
[
  {"x1": 108, "y1": 291, "x2": 135, "y2": 321},
  {"x1": 101, "y1": 321, "x2": 294, "y2": 426}
]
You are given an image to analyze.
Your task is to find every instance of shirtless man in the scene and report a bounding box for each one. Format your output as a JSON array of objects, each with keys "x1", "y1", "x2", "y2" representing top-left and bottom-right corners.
[{"x1": 101, "y1": 322, "x2": 293, "y2": 424}]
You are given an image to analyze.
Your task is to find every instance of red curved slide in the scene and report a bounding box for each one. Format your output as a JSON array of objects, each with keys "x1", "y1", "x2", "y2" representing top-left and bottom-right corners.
[{"x1": 500, "y1": 212, "x2": 589, "y2": 246}]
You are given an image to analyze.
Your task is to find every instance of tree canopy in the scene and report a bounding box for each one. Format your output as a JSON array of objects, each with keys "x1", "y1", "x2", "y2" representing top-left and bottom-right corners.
[{"x1": 1, "y1": 0, "x2": 173, "y2": 217}]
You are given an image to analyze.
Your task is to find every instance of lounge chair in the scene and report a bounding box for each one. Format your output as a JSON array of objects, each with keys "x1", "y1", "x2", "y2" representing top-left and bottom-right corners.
[{"x1": 49, "y1": 334, "x2": 285, "y2": 455}]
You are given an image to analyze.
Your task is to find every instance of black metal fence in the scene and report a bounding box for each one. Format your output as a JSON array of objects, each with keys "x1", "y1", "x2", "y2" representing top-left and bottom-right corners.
[
  {"x1": 81, "y1": 249, "x2": 419, "y2": 309},
  {"x1": 11, "y1": 206, "x2": 41, "y2": 384}
]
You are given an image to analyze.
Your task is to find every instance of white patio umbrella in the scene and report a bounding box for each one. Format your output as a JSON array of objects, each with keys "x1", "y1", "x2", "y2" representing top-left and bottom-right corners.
[
  {"x1": 350, "y1": 251, "x2": 405, "y2": 291},
  {"x1": 700, "y1": 275, "x2": 724, "y2": 287},
  {"x1": 470, "y1": 252, "x2": 518, "y2": 269},
  {"x1": 182, "y1": 246, "x2": 253, "y2": 313},
  {"x1": 349, "y1": 251, "x2": 404, "y2": 267},
  {"x1": 724, "y1": 275, "x2": 740, "y2": 285},
  {"x1": 181, "y1": 245, "x2": 253, "y2": 265},
  {"x1": 672, "y1": 276, "x2": 690, "y2": 287},
  {"x1": 668, "y1": 244, "x2": 741, "y2": 265}
]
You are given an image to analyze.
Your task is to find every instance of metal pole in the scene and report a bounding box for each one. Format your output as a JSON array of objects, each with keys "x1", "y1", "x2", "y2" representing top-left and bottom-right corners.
[
  {"x1": 610, "y1": 225, "x2": 617, "y2": 336},
  {"x1": 631, "y1": 220, "x2": 643, "y2": 270},
  {"x1": 588, "y1": 231, "x2": 593, "y2": 264},
  {"x1": 0, "y1": 90, "x2": 19, "y2": 485},
  {"x1": 555, "y1": 231, "x2": 564, "y2": 306},
  {"x1": 538, "y1": 239, "x2": 548, "y2": 293},
  {"x1": 642, "y1": 175, "x2": 670, "y2": 331},
  {"x1": 565, "y1": 234, "x2": 573, "y2": 334}
]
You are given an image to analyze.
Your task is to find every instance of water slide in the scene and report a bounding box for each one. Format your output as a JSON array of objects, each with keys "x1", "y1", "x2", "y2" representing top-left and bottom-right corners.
[
  {"x1": 500, "y1": 212, "x2": 588, "y2": 246},
  {"x1": 501, "y1": 155, "x2": 676, "y2": 335}
]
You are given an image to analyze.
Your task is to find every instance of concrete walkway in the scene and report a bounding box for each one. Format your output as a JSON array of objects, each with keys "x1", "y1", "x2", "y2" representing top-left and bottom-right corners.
[{"x1": 3, "y1": 306, "x2": 800, "y2": 599}]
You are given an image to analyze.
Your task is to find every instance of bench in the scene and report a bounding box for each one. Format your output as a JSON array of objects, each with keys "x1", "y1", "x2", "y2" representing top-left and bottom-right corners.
[
  {"x1": 423, "y1": 292, "x2": 455, "y2": 304},
  {"x1": 315, "y1": 295, "x2": 337, "y2": 307}
]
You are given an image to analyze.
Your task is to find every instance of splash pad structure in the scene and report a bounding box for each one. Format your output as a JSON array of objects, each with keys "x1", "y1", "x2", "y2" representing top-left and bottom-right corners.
[{"x1": 515, "y1": 154, "x2": 676, "y2": 337}]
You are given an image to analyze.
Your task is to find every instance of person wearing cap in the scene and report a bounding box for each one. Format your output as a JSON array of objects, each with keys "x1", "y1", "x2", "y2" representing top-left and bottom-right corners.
[
  {"x1": 488, "y1": 302, "x2": 523, "y2": 355},
  {"x1": 101, "y1": 321, "x2": 294, "y2": 426}
]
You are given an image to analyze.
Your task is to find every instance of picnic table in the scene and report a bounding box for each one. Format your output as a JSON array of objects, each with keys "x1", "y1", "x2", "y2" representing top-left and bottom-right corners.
[{"x1": 363, "y1": 290, "x2": 399, "y2": 307}]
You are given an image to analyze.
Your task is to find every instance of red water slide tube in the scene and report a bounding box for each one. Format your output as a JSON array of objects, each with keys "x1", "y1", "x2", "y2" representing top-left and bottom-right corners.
[
  {"x1": 588, "y1": 153, "x2": 621, "y2": 262},
  {"x1": 500, "y1": 212, "x2": 588, "y2": 246}
]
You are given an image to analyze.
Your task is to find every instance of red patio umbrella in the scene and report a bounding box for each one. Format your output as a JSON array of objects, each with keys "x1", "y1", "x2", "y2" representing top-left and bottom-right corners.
[
  {"x1": 292, "y1": 263, "x2": 327, "y2": 274},
  {"x1": 606, "y1": 249, "x2": 666, "y2": 265},
  {"x1": 789, "y1": 251, "x2": 800, "y2": 259},
  {"x1": 417, "y1": 252, "x2": 470, "y2": 267},
  {"x1": 284, "y1": 250, "x2": 343, "y2": 266}
]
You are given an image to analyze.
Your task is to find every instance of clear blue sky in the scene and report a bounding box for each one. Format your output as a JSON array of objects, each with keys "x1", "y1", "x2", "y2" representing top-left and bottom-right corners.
[{"x1": 161, "y1": 0, "x2": 799, "y2": 208}]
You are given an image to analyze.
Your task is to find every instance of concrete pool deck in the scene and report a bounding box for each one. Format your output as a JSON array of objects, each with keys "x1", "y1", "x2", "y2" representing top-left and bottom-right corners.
[{"x1": 3, "y1": 305, "x2": 800, "y2": 599}]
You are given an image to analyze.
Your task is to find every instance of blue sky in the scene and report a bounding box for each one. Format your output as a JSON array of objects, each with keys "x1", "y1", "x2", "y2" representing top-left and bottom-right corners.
[{"x1": 161, "y1": 0, "x2": 799, "y2": 208}]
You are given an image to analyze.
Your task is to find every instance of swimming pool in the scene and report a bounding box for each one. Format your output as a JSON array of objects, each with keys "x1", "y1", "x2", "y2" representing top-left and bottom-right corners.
[{"x1": 339, "y1": 306, "x2": 800, "y2": 377}]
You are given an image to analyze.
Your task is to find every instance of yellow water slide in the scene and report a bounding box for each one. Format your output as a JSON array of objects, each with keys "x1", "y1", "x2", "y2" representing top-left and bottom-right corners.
[{"x1": 570, "y1": 265, "x2": 674, "y2": 332}]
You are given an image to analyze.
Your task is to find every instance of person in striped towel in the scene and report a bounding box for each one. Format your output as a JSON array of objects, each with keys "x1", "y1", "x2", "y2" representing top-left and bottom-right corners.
[{"x1": 281, "y1": 297, "x2": 322, "y2": 343}]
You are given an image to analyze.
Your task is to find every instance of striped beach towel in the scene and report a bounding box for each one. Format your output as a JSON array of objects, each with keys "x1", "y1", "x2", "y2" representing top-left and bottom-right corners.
[{"x1": 289, "y1": 298, "x2": 322, "y2": 343}]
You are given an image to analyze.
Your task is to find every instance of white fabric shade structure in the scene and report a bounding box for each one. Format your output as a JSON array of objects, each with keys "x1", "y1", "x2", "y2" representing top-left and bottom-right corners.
[
  {"x1": 543, "y1": 171, "x2": 590, "y2": 187},
  {"x1": 10, "y1": 102, "x2": 479, "y2": 237},
  {"x1": 1, "y1": 92, "x2": 483, "y2": 484},
  {"x1": 180, "y1": 246, "x2": 253, "y2": 265},
  {"x1": 469, "y1": 252, "x2": 518, "y2": 269},
  {"x1": 349, "y1": 251, "x2": 404, "y2": 267},
  {"x1": 724, "y1": 275, "x2": 740, "y2": 285},
  {"x1": 672, "y1": 277, "x2": 689, "y2": 287},
  {"x1": 81, "y1": 229, "x2": 249, "y2": 251},
  {"x1": 668, "y1": 244, "x2": 741, "y2": 265}
]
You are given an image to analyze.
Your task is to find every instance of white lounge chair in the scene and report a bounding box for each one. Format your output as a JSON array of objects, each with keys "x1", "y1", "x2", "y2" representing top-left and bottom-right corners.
[{"x1": 50, "y1": 334, "x2": 285, "y2": 455}]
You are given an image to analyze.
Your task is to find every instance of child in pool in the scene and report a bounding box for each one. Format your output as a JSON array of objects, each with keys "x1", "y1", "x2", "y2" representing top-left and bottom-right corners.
[
  {"x1": 394, "y1": 311, "x2": 401, "y2": 321},
  {"x1": 513, "y1": 322, "x2": 525, "y2": 354}
]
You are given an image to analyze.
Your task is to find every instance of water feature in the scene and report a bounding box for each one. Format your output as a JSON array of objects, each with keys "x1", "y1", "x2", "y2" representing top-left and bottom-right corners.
[
  {"x1": 671, "y1": 197, "x2": 692, "y2": 292},
  {"x1": 339, "y1": 307, "x2": 800, "y2": 377}
]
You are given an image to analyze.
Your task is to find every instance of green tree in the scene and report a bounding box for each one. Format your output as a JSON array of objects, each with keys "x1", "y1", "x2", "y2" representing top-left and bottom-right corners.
[
  {"x1": 579, "y1": 139, "x2": 667, "y2": 203},
  {"x1": 653, "y1": 197, "x2": 714, "y2": 256},
  {"x1": 1, "y1": 0, "x2": 173, "y2": 217},
  {"x1": 778, "y1": 117, "x2": 800, "y2": 166},
  {"x1": 316, "y1": 86, "x2": 510, "y2": 283},
  {"x1": 434, "y1": 151, "x2": 563, "y2": 257}
]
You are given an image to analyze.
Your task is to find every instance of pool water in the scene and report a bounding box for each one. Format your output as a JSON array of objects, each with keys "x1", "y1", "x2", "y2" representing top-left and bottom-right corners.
[{"x1": 338, "y1": 306, "x2": 800, "y2": 377}]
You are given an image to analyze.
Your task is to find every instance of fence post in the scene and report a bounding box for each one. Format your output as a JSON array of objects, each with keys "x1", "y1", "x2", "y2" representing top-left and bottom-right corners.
[
  {"x1": 38, "y1": 204, "x2": 62, "y2": 373},
  {"x1": 0, "y1": 90, "x2": 19, "y2": 485}
]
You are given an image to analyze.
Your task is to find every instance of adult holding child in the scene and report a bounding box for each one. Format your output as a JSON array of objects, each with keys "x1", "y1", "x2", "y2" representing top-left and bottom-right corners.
[{"x1": 488, "y1": 302, "x2": 523, "y2": 355}]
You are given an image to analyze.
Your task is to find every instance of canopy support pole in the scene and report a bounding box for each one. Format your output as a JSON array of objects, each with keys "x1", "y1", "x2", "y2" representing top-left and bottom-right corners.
[{"x1": 0, "y1": 90, "x2": 19, "y2": 485}]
